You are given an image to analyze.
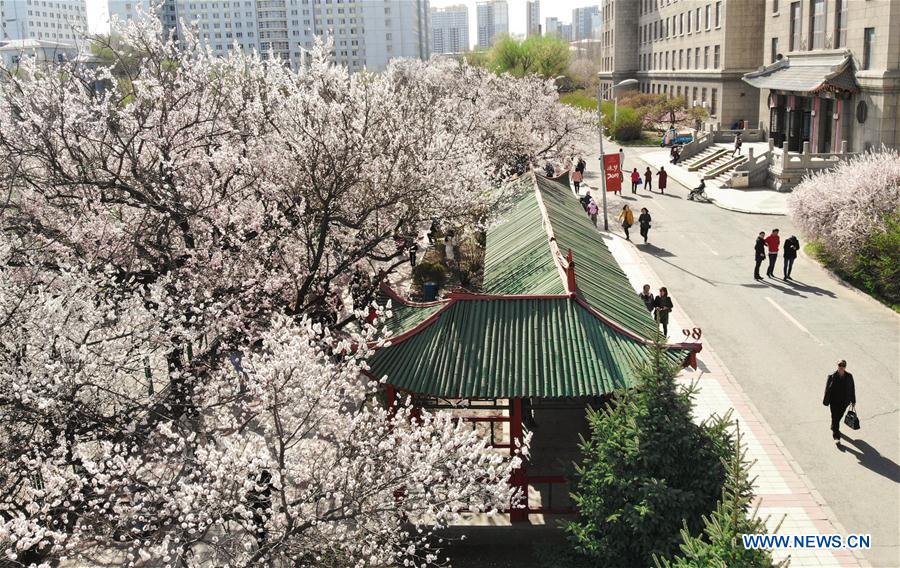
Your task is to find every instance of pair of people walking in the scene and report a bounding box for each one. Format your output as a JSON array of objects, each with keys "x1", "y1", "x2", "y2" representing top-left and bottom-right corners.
[
  {"x1": 618, "y1": 205, "x2": 652, "y2": 243},
  {"x1": 754, "y1": 229, "x2": 800, "y2": 280},
  {"x1": 637, "y1": 285, "x2": 674, "y2": 338}
]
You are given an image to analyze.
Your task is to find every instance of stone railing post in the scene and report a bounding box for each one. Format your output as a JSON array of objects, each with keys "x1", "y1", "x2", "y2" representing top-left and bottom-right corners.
[
  {"x1": 769, "y1": 139, "x2": 774, "y2": 152},
  {"x1": 840, "y1": 140, "x2": 847, "y2": 154},
  {"x1": 748, "y1": 147, "x2": 755, "y2": 162}
]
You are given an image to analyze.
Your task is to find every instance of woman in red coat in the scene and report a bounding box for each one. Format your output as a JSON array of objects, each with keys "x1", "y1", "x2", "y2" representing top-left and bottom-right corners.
[{"x1": 656, "y1": 167, "x2": 668, "y2": 194}]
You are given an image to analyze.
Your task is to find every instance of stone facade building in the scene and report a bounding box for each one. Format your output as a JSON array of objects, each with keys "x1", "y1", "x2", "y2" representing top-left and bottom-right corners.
[
  {"x1": 599, "y1": 0, "x2": 765, "y2": 130},
  {"x1": 744, "y1": 0, "x2": 899, "y2": 153}
]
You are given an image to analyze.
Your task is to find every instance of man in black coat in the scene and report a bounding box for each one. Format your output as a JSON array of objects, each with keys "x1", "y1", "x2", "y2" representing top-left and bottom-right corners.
[
  {"x1": 823, "y1": 360, "x2": 857, "y2": 444},
  {"x1": 754, "y1": 232, "x2": 766, "y2": 280},
  {"x1": 783, "y1": 235, "x2": 800, "y2": 280}
]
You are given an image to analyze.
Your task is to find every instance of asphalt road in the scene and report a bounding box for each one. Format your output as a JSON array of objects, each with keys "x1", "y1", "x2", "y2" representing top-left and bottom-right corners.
[{"x1": 577, "y1": 140, "x2": 900, "y2": 567}]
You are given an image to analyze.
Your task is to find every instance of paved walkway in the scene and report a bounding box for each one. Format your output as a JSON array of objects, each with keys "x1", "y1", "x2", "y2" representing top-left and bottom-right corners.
[
  {"x1": 605, "y1": 231, "x2": 866, "y2": 567},
  {"x1": 640, "y1": 144, "x2": 790, "y2": 216}
]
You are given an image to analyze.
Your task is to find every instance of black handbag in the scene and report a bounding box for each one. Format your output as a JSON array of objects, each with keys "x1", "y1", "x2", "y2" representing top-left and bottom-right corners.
[{"x1": 844, "y1": 407, "x2": 860, "y2": 430}]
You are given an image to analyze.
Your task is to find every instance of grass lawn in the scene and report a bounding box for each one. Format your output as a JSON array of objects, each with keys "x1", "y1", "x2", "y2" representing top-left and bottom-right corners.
[{"x1": 804, "y1": 242, "x2": 900, "y2": 313}]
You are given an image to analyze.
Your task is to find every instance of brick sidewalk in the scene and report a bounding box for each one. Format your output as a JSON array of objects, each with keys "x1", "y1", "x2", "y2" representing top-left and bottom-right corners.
[{"x1": 604, "y1": 231, "x2": 867, "y2": 568}]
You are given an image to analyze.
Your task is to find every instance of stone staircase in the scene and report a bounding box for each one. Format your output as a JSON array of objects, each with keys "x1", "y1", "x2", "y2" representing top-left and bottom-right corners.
[{"x1": 684, "y1": 146, "x2": 747, "y2": 187}]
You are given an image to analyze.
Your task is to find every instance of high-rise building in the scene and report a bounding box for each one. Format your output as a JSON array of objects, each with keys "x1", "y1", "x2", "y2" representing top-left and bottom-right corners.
[
  {"x1": 572, "y1": 5, "x2": 599, "y2": 41},
  {"x1": 0, "y1": 0, "x2": 87, "y2": 45},
  {"x1": 744, "y1": 0, "x2": 899, "y2": 153},
  {"x1": 559, "y1": 23, "x2": 573, "y2": 42},
  {"x1": 476, "y1": 0, "x2": 508, "y2": 49},
  {"x1": 544, "y1": 16, "x2": 560, "y2": 37},
  {"x1": 110, "y1": 0, "x2": 429, "y2": 73},
  {"x1": 526, "y1": 1, "x2": 540, "y2": 38},
  {"x1": 599, "y1": 0, "x2": 764, "y2": 131},
  {"x1": 431, "y1": 4, "x2": 468, "y2": 54}
]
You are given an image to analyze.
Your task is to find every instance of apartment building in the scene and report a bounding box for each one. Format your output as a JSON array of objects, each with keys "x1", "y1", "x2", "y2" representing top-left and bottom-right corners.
[
  {"x1": 744, "y1": 0, "x2": 899, "y2": 152},
  {"x1": 0, "y1": 0, "x2": 87, "y2": 45},
  {"x1": 599, "y1": 0, "x2": 765, "y2": 130},
  {"x1": 431, "y1": 4, "x2": 468, "y2": 54},
  {"x1": 476, "y1": 0, "x2": 507, "y2": 49},
  {"x1": 526, "y1": 0, "x2": 539, "y2": 38},
  {"x1": 572, "y1": 5, "x2": 599, "y2": 41},
  {"x1": 111, "y1": 0, "x2": 429, "y2": 73}
]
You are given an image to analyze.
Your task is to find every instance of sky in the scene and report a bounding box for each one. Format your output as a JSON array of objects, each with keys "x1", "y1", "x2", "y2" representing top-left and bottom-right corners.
[
  {"x1": 85, "y1": 0, "x2": 600, "y2": 43},
  {"x1": 430, "y1": 0, "x2": 600, "y2": 49}
]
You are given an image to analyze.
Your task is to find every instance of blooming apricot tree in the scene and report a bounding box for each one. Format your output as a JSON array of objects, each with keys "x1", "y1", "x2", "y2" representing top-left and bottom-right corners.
[{"x1": 0, "y1": 16, "x2": 579, "y2": 566}]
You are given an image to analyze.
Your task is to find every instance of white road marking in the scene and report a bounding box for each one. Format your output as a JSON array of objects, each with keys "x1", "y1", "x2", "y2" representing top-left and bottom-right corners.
[
  {"x1": 701, "y1": 241, "x2": 719, "y2": 256},
  {"x1": 765, "y1": 297, "x2": 824, "y2": 345}
]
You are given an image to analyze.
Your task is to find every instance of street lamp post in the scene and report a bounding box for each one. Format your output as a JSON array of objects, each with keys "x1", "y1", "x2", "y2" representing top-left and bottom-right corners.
[{"x1": 597, "y1": 78, "x2": 639, "y2": 231}]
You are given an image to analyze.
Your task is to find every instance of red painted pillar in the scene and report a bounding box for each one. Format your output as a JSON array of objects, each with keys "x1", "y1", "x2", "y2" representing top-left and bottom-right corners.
[
  {"x1": 509, "y1": 398, "x2": 528, "y2": 523},
  {"x1": 833, "y1": 99, "x2": 843, "y2": 153}
]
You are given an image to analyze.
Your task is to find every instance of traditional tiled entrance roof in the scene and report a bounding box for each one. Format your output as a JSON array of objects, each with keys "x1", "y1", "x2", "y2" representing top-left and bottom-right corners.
[
  {"x1": 742, "y1": 50, "x2": 859, "y2": 94},
  {"x1": 368, "y1": 171, "x2": 700, "y2": 399}
]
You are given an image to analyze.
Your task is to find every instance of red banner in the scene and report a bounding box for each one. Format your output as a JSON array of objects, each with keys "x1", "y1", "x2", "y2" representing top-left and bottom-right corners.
[{"x1": 602, "y1": 154, "x2": 622, "y2": 192}]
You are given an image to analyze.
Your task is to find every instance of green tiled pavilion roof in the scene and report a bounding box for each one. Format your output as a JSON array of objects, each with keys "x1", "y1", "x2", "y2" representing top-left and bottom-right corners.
[{"x1": 368, "y1": 296, "x2": 689, "y2": 399}]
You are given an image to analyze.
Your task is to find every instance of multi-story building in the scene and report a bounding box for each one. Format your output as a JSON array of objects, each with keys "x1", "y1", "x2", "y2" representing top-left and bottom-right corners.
[
  {"x1": 111, "y1": 0, "x2": 429, "y2": 73},
  {"x1": 431, "y1": 4, "x2": 468, "y2": 54},
  {"x1": 526, "y1": 0, "x2": 540, "y2": 38},
  {"x1": 559, "y1": 22, "x2": 572, "y2": 42},
  {"x1": 544, "y1": 16, "x2": 559, "y2": 37},
  {"x1": 599, "y1": 0, "x2": 764, "y2": 130},
  {"x1": 572, "y1": 5, "x2": 599, "y2": 41},
  {"x1": 743, "y1": 0, "x2": 899, "y2": 153},
  {"x1": 1, "y1": 0, "x2": 87, "y2": 45},
  {"x1": 476, "y1": 0, "x2": 507, "y2": 49},
  {"x1": 0, "y1": 37, "x2": 78, "y2": 66}
]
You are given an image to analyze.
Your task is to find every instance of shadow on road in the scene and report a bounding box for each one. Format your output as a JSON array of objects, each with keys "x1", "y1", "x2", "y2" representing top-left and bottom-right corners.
[
  {"x1": 739, "y1": 283, "x2": 770, "y2": 289},
  {"x1": 839, "y1": 436, "x2": 900, "y2": 483},
  {"x1": 784, "y1": 279, "x2": 838, "y2": 298},
  {"x1": 760, "y1": 279, "x2": 807, "y2": 298},
  {"x1": 638, "y1": 243, "x2": 676, "y2": 258}
]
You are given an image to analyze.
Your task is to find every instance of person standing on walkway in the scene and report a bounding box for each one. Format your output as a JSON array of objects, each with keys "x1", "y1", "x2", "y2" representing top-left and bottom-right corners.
[
  {"x1": 618, "y1": 148, "x2": 625, "y2": 168},
  {"x1": 639, "y1": 284, "x2": 655, "y2": 312},
  {"x1": 644, "y1": 167, "x2": 654, "y2": 191},
  {"x1": 572, "y1": 168, "x2": 584, "y2": 194},
  {"x1": 754, "y1": 231, "x2": 766, "y2": 280},
  {"x1": 587, "y1": 198, "x2": 599, "y2": 227},
  {"x1": 653, "y1": 287, "x2": 674, "y2": 338},
  {"x1": 657, "y1": 167, "x2": 668, "y2": 194},
  {"x1": 638, "y1": 208, "x2": 652, "y2": 243},
  {"x1": 618, "y1": 205, "x2": 634, "y2": 241},
  {"x1": 783, "y1": 235, "x2": 800, "y2": 280},
  {"x1": 630, "y1": 168, "x2": 642, "y2": 193},
  {"x1": 823, "y1": 360, "x2": 856, "y2": 444},
  {"x1": 733, "y1": 133, "x2": 743, "y2": 157},
  {"x1": 764, "y1": 228, "x2": 780, "y2": 278}
]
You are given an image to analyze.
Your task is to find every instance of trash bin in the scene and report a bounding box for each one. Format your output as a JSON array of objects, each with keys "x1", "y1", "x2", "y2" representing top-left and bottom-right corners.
[{"x1": 423, "y1": 282, "x2": 438, "y2": 301}]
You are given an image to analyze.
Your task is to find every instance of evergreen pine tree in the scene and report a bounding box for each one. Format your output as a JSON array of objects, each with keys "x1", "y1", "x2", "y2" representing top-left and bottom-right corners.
[
  {"x1": 655, "y1": 425, "x2": 788, "y2": 568},
  {"x1": 566, "y1": 347, "x2": 733, "y2": 566}
]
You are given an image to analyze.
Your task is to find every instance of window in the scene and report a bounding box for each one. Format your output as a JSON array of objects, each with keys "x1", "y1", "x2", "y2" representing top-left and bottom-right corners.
[
  {"x1": 701, "y1": 87, "x2": 707, "y2": 107},
  {"x1": 687, "y1": 11, "x2": 691, "y2": 33},
  {"x1": 809, "y1": 0, "x2": 824, "y2": 49},
  {"x1": 863, "y1": 27, "x2": 875, "y2": 70},
  {"x1": 695, "y1": 7, "x2": 701, "y2": 30},
  {"x1": 687, "y1": 48, "x2": 692, "y2": 68},
  {"x1": 715, "y1": 1, "x2": 721, "y2": 27},
  {"x1": 695, "y1": 46, "x2": 701, "y2": 67},
  {"x1": 789, "y1": 2, "x2": 800, "y2": 51},
  {"x1": 773, "y1": 0, "x2": 779, "y2": 12},
  {"x1": 678, "y1": 49, "x2": 683, "y2": 68},
  {"x1": 714, "y1": 45, "x2": 720, "y2": 68},
  {"x1": 692, "y1": 86, "x2": 698, "y2": 104},
  {"x1": 679, "y1": 13, "x2": 683, "y2": 34},
  {"x1": 665, "y1": 51, "x2": 669, "y2": 68},
  {"x1": 711, "y1": 88, "x2": 717, "y2": 115},
  {"x1": 835, "y1": 0, "x2": 848, "y2": 48},
  {"x1": 704, "y1": 46, "x2": 709, "y2": 68},
  {"x1": 771, "y1": 37, "x2": 779, "y2": 62},
  {"x1": 705, "y1": 4, "x2": 711, "y2": 29}
]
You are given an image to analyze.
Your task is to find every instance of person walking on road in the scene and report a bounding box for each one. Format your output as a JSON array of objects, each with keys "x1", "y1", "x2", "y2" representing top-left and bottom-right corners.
[
  {"x1": 653, "y1": 287, "x2": 674, "y2": 338},
  {"x1": 764, "y1": 229, "x2": 780, "y2": 278},
  {"x1": 639, "y1": 284, "x2": 655, "y2": 312},
  {"x1": 783, "y1": 235, "x2": 800, "y2": 280},
  {"x1": 618, "y1": 148, "x2": 625, "y2": 168},
  {"x1": 618, "y1": 205, "x2": 634, "y2": 241},
  {"x1": 630, "y1": 168, "x2": 642, "y2": 194},
  {"x1": 587, "y1": 198, "x2": 599, "y2": 227},
  {"x1": 754, "y1": 231, "x2": 766, "y2": 280},
  {"x1": 644, "y1": 167, "x2": 654, "y2": 192},
  {"x1": 638, "y1": 207, "x2": 652, "y2": 243},
  {"x1": 572, "y1": 168, "x2": 584, "y2": 193},
  {"x1": 575, "y1": 157, "x2": 586, "y2": 174},
  {"x1": 656, "y1": 167, "x2": 668, "y2": 194},
  {"x1": 733, "y1": 133, "x2": 743, "y2": 157},
  {"x1": 823, "y1": 360, "x2": 856, "y2": 444}
]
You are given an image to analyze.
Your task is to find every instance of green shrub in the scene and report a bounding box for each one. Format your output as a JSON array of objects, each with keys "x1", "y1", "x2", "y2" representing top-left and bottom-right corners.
[
  {"x1": 566, "y1": 348, "x2": 732, "y2": 567},
  {"x1": 411, "y1": 262, "x2": 447, "y2": 289},
  {"x1": 655, "y1": 426, "x2": 787, "y2": 568},
  {"x1": 605, "y1": 106, "x2": 644, "y2": 141},
  {"x1": 560, "y1": 89, "x2": 599, "y2": 112}
]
